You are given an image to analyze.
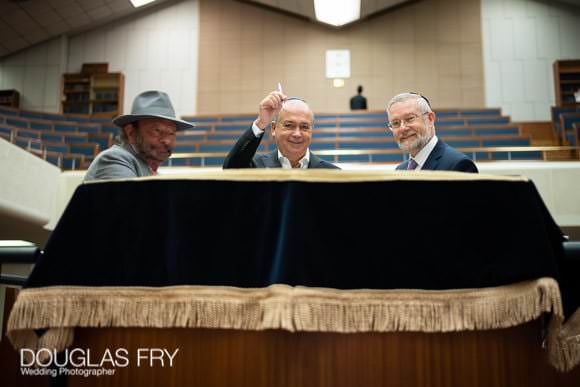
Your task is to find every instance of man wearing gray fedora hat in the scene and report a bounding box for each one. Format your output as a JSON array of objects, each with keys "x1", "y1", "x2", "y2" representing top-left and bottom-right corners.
[{"x1": 84, "y1": 90, "x2": 194, "y2": 181}]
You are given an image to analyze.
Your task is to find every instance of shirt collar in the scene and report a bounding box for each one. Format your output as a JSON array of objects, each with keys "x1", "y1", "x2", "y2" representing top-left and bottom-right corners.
[
  {"x1": 411, "y1": 135, "x2": 438, "y2": 170},
  {"x1": 278, "y1": 148, "x2": 310, "y2": 169}
]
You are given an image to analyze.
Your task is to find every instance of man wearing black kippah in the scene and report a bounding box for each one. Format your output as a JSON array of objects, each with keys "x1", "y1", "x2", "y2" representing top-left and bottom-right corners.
[{"x1": 386, "y1": 92, "x2": 478, "y2": 173}]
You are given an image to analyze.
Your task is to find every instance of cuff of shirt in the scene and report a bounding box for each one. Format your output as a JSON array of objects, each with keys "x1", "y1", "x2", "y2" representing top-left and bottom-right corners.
[{"x1": 252, "y1": 122, "x2": 265, "y2": 137}]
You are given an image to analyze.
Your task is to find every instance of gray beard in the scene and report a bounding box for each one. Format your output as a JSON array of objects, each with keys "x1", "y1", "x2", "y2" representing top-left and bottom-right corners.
[
  {"x1": 398, "y1": 133, "x2": 432, "y2": 155},
  {"x1": 132, "y1": 133, "x2": 170, "y2": 162}
]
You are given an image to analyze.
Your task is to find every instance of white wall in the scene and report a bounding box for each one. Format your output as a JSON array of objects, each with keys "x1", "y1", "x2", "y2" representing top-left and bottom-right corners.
[
  {"x1": 0, "y1": 0, "x2": 199, "y2": 117},
  {"x1": 67, "y1": 0, "x2": 199, "y2": 117},
  {"x1": 0, "y1": 37, "x2": 65, "y2": 113},
  {"x1": 482, "y1": 0, "x2": 580, "y2": 121}
]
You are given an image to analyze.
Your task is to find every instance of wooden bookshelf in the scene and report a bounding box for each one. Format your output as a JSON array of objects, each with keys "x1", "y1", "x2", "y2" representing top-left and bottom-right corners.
[
  {"x1": 61, "y1": 64, "x2": 124, "y2": 117},
  {"x1": 554, "y1": 60, "x2": 580, "y2": 107},
  {"x1": 0, "y1": 89, "x2": 20, "y2": 108}
]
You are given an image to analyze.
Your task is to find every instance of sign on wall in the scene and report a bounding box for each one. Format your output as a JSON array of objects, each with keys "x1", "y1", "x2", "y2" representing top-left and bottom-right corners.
[{"x1": 325, "y1": 49, "x2": 351, "y2": 79}]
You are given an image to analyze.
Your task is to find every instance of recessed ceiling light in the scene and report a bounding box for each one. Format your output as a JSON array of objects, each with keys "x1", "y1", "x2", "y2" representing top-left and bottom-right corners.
[
  {"x1": 0, "y1": 240, "x2": 35, "y2": 247},
  {"x1": 314, "y1": 0, "x2": 361, "y2": 27},
  {"x1": 130, "y1": 0, "x2": 157, "y2": 8}
]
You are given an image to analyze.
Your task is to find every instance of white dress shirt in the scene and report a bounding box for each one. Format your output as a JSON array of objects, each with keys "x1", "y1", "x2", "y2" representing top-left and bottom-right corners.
[{"x1": 410, "y1": 135, "x2": 438, "y2": 170}]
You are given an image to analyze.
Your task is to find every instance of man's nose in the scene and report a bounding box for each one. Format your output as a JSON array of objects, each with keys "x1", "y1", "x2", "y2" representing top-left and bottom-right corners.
[
  {"x1": 291, "y1": 127, "x2": 302, "y2": 136},
  {"x1": 399, "y1": 120, "x2": 411, "y2": 130}
]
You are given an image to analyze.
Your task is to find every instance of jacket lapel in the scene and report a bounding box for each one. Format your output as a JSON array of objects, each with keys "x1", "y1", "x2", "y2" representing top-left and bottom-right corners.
[
  {"x1": 309, "y1": 153, "x2": 323, "y2": 168},
  {"x1": 422, "y1": 139, "x2": 444, "y2": 170},
  {"x1": 263, "y1": 150, "x2": 281, "y2": 168}
]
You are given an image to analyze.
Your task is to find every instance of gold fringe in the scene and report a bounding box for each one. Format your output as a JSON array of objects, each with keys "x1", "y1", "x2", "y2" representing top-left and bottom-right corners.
[
  {"x1": 7, "y1": 277, "x2": 577, "y2": 371},
  {"x1": 548, "y1": 307, "x2": 580, "y2": 372}
]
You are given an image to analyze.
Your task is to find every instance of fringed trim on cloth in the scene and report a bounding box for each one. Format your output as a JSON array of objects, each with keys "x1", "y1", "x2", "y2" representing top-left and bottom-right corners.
[
  {"x1": 548, "y1": 307, "x2": 580, "y2": 372},
  {"x1": 6, "y1": 277, "x2": 574, "y2": 370}
]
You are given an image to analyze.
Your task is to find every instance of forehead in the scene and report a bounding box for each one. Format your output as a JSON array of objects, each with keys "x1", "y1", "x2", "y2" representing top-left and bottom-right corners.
[
  {"x1": 279, "y1": 101, "x2": 313, "y2": 122},
  {"x1": 138, "y1": 118, "x2": 177, "y2": 131},
  {"x1": 388, "y1": 99, "x2": 420, "y2": 117}
]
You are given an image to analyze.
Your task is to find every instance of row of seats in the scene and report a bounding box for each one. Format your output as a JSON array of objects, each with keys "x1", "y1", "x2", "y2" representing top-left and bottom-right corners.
[
  {"x1": 187, "y1": 116, "x2": 512, "y2": 133},
  {"x1": 172, "y1": 108, "x2": 532, "y2": 166},
  {"x1": 0, "y1": 105, "x2": 542, "y2": 169},
  {"x1": 167, "y1": 136, "x2": 537, "y2": 167},
  {"x1": 0, "y1": 133, "x2": 88, "y2": 169},
  {"x1": 172, "y1": 134, "x2": 530, "y2": 153},
  {"x1": 174, "y1": 124, "x2": 521, "y2": 143},
  {"x1": 0, "y1": 106, "x2": 119, "y2": 169},
  {"x1": 180, "y1": 108, "x2": 503, "y2": 124},
  {"x1": 0, "y1": 105, "x2": 113, "y2": 123},
  {"x1": 0, "y1": 124, "x2": 111, "y2": 166}
]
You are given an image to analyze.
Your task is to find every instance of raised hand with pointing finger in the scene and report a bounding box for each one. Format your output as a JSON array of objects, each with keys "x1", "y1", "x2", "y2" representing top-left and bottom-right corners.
[
  {"x1": 254, "y1": 91, "x2": 287, "y2": 130},
  {"x1": 223, "y1": 88, "x2": 340, "y2": 170}
]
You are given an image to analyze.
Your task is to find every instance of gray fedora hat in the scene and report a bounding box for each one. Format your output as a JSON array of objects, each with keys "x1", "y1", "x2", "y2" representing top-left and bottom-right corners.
[{"x1": 113, "y1": 90, "x2": 194, "y2": 130}]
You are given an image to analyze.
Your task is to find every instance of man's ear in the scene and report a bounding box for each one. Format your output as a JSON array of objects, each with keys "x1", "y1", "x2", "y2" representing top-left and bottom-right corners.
[
  {"x1": 428, "y1": 111, "x2": 436, "y2": 124},
  {"x1": 124, "y1": 123, "x2": 136, "y2": 143}
]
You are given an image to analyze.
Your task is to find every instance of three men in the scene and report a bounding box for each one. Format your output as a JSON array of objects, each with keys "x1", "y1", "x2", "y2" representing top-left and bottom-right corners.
[
  {"x1": 223, "y1": 91, "x2": 339, "y2": 169},
  {"x1": 86, "y1": 89, "x2": 475, "y2": 176},
  {"x1": 84, "y1": 90, "x2": 194, "y2": 181},
  {"x1": 387, "y1": 92, "x2": 478, "y2": 173}
]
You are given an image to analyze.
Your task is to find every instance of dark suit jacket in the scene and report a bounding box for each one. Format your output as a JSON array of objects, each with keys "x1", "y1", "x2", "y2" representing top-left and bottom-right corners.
[
  {"x1": 223, "y1": 126, "x2": 340, "y2": 169},
  {"x1": 396, "y1": 139, "x2": 478, "y2": 173},
  {"x1": 350, "y1": 95, "x2": 367, "y2": 110}
]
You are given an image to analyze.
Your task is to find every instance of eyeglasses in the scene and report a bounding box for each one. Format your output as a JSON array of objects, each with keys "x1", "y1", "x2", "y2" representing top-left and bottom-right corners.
[{"x1": 386, "y1": 112, "x2": 429, "y2": 129}]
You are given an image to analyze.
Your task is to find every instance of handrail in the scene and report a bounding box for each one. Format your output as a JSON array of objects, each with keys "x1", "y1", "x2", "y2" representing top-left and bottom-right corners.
[
  {"x1": 0, "y1": 274, "x2": 28, "y2": 286},
  {"x1": 0, "y1": 244, "x2": 42, "y2": 264}
]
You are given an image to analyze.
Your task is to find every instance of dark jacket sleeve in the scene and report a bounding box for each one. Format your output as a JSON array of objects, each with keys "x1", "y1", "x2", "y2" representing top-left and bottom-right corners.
[
  {"x1": 454, "y1": 158, "x2": 479, "y2": 173},
  {"x1": 223, "y1": 126, "x2": 264, "y2": 169}
]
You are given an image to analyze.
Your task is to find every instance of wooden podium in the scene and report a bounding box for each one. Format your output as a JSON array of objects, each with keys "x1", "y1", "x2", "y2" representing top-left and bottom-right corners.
[
  {"x1": 4, "y1": 173, "x2": 580, "y2": 385},
  {"x1": 65, "y1": 322, "x2": 580, "y2": 387}
]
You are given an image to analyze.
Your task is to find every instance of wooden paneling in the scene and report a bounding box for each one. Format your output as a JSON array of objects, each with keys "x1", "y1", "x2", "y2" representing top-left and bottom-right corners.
[
  {"x1": 0, "y1": 287, "x2": 48, "y2": 387},
  {"x1": 64, "y1": 321, "x2": 580, "y2": 387},
  {"x1": 198, "y1": 0, "x2": 485, "y2": 114}
]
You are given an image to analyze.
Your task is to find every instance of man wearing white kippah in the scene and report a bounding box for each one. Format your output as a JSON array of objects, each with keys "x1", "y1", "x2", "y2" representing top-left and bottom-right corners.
[{"x1": 223, "y1": 90, "x2": 339, "y2": 170}]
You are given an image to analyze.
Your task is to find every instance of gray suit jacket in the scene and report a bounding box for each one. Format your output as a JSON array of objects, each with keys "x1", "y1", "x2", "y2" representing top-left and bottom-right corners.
[
  {"x1": 84, "y1": 144, "x2": 152, "y2": 181},
  {"x1": 396, "y1": 139, "x2": 478, "y2": 173},
  {"x1": 223, "y1": 126, "x2": 339, "y2": 169}
]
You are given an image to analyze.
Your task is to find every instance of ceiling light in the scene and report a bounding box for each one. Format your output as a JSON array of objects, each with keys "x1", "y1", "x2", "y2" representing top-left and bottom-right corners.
[
  {"x1": 0, "y1": 240, "x2": 35, "y2": 247},
  {"x1": 130, "y1": 0, "x2": 157, "y2": 8},
  {"x1": 314, "y1": 0, "x2": 361, "y2": 27}
]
